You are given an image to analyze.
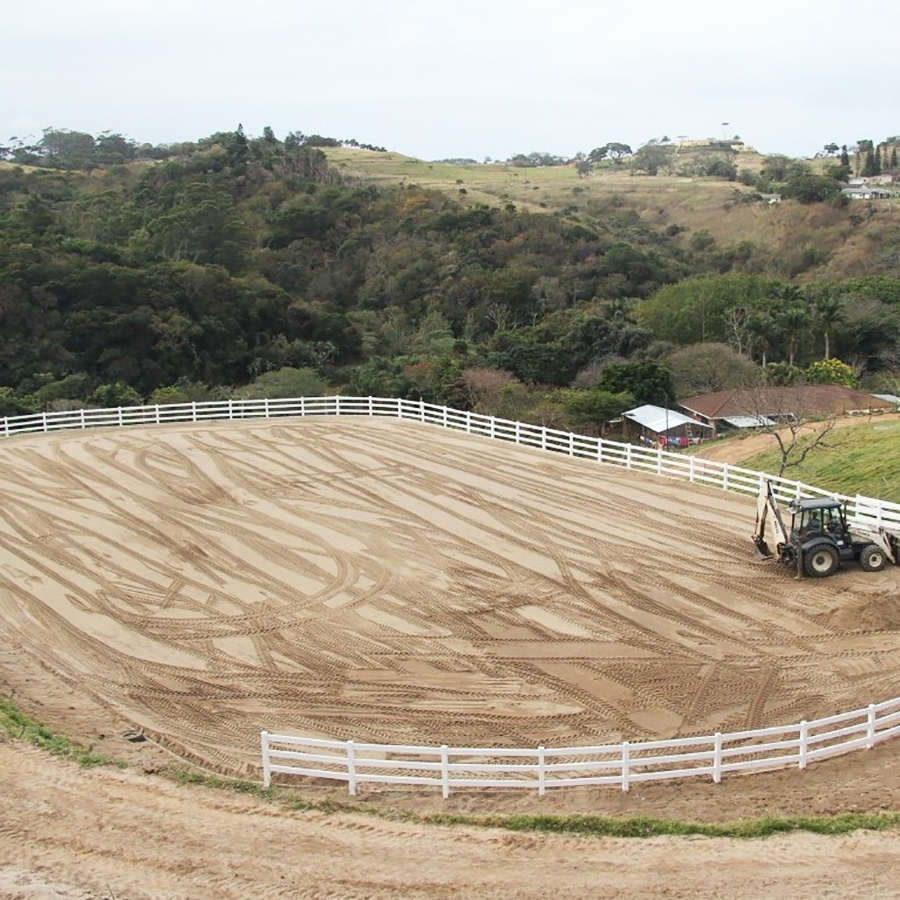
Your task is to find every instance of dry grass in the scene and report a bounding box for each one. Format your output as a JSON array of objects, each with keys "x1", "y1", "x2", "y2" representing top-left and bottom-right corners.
[{"x1": 325, "y1": 148, "x2": 900, "y2": 282}]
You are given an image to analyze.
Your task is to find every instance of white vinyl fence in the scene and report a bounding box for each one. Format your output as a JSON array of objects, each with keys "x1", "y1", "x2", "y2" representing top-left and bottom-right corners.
[
  {"x1": 3, "y1": 395, "x2": 899, "y2": 529},
  {"x1": 3, "y1": 395, "x2": 900, "y2": 794},
  {"x1": 261, "y1": 697, "x2": 900, "y2": 796}
]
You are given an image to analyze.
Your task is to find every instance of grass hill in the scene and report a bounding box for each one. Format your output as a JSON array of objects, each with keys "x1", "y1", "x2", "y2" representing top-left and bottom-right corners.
[
  {"x1": 324, "y1": 146, "x2": 900, "y2": 283},
  {"x1": 697, "y1": 415, "x2": 900, "y2": 503}
]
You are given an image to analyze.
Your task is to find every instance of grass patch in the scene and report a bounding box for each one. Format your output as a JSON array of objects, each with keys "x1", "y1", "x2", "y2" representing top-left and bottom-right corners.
[
  {"x1": 741, "y1": 421, "x2": 900, "y2": 504},
  {"x1": 3, "y1": 694, "x2": 899, "y2": 839},
  {"x1": 0, "y1": 695, "x2": 122, "y2": 768},
  {"x1": 473, "y1": 812, "x2": 900, "y2": 839}
]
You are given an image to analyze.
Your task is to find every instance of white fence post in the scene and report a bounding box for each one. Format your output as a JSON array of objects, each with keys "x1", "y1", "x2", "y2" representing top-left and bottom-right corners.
[
  {"x1": 538, "y1": 745, "x2": 546, "y2": 796},
  {"x1": 713, "y1": 732, "x2": 722, "y2": 784},
  {"x1": 80, "y1": 409, "x2": 86, "y2": 429},
  {"x1": 867, "y1": 704, "x2": 877, "y2": 748},
  {"x1": 347, "y1": 739, "x2": 357, "y2": 796},
  {"x1": 368, "y1": 396, "x2": 374, "y2": 416},
  {"x1": 799, "y1": 720, "x2": 808, "y2": 769},
  {"x1": 621, "y1": 741, "x2": 630, "y2": 792},
  {"x1": 261, "y1": 731, "x2": 272, "y2": 788},
  {"x1": 441, "y1": 745, "x2": 450, "y2": 799}
]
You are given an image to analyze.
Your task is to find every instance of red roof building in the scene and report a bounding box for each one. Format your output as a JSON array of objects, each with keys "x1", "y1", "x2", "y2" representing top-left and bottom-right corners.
[{"x1": 679, "y1": 385, "x2": 894, "y2": 435}]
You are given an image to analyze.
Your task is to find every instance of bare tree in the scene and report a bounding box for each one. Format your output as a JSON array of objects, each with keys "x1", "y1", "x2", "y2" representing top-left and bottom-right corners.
[
  {"x1": 484, "y1": 300, "x2": 514, "y2": 334},
  {"x1": 723, "y1": 306, "x2": 754, "y2": 358},
  {"x1": 747, "y1": 387, "x2": 844, "y2": 477}
]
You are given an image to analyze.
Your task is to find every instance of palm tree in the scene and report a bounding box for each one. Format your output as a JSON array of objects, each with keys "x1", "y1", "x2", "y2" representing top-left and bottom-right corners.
[
  {"x1": 771, "y1": 284, "x2": 809, "y2": 367},
  {"x1": 812, "y1": 293, "x2": 845, "y2": 359},
  {"x1": 779, "y1": 302, "x2": 811, "y2": 367}
]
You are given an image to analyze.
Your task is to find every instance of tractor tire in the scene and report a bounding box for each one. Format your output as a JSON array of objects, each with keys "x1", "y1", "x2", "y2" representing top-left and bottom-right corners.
[
  {"x1": 860, "y1": 544, "x2": 887, "y2": 572},
  {"x1": 804, "y1": 543, "x2": 840, "y2": 578}
]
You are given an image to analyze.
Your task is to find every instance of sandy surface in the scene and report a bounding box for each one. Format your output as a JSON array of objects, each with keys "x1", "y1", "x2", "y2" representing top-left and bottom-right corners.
[
  {"x1": 1, "y1": 417, "x2": 899, "y2": 897},
  {"x1": 2, "y1": 738, "x2": 900, "y2": 900}
]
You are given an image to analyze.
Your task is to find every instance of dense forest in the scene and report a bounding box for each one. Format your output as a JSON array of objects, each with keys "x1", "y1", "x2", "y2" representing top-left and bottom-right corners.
[{"x1": 1, "y1": 126, "x2": 899, "y2": 431}]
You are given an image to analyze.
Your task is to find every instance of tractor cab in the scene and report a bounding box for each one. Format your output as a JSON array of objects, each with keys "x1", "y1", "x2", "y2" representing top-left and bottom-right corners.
[{"x1": 787, "y1": 497, "x2": 848, "y2": 542}]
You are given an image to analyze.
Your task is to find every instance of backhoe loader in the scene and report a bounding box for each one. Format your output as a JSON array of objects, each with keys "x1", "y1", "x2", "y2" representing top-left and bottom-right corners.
[{"x1": 752, "y1": 480, "x2": 898, "y2": 578}]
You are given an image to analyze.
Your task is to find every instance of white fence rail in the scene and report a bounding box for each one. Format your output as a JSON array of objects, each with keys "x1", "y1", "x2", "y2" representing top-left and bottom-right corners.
[
  {"x1": 261, "y1": 697, "x2": 900, "y2": 796},
  {"x1": 3, "y1": 395, "x2": 899, "y2": 530},
  {"x1": 4, "y1": 395, "x2": 900, "y2": 793}
]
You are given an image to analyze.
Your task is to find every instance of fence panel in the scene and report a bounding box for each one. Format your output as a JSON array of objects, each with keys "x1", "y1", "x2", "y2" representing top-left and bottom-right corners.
[{"x1": 260, "y1": 698, "x2": 900, "y2": 795}]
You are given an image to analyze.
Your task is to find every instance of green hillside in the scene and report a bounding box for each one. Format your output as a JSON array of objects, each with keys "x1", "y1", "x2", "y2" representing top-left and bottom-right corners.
[
  {"x1": 733, "y1": 419, "x2": 900, "y2": 504},
  {"x1": 324, "y1": 143, "x2": 900, "y2": 284},
  {"x1": 1, "y1": 127, "x2": 899, "y2": 432}
]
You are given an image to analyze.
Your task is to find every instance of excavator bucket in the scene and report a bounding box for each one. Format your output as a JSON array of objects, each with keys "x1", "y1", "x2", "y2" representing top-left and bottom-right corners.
[{"x1": 754, "y1": 537, "x2": 773, "y2": 559}]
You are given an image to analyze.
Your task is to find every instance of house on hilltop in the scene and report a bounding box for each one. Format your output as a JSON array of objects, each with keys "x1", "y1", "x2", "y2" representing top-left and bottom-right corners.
[
  {"x1": 842, "y1": 185, "x2": 895, "y2": 200},
  {"x1": 678, "y1": 385, "x2": 894, "y2": 436}
]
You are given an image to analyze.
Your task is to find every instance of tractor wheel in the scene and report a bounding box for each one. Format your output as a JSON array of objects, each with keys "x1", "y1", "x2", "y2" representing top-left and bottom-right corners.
[
  {"x1": 860, "y1": 544, "x2": 887, "y2": 572},
  {"x1": 803, "y1": 543, "x2": 840, "y2": 578}
]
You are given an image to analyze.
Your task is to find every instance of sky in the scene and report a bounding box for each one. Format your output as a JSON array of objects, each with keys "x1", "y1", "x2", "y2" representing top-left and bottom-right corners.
[{"x1": 4, "y1": 0, "x2": 898, "y2": 161}]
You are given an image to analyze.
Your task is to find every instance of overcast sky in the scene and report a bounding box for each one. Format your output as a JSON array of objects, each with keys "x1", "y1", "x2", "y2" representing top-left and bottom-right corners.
[{"x1": 4, "y1": 0, "x2": 897, "y2": 161}]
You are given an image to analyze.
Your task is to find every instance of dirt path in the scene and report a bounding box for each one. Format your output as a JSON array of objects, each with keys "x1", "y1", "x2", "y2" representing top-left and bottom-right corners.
[
  {"x1": 0, "y1": 418, "x2": 899, "y2": 896},
  {"x1": 2, "y1": 738, "x2": 900, "y2": 899}
]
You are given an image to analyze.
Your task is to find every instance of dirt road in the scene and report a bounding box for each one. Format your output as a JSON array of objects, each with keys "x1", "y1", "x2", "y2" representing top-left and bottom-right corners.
[{"x1": 2, "y1": 737, "x2": 900, "y2": 899}]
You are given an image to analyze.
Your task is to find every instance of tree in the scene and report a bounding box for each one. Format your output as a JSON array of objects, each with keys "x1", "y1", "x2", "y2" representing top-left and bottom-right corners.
[
  {"x1": 808, "y1": 290, "x2": 845, "y2": 359},
  {"x1": 88, "y1": 382, "x2": 144, "y2": 408},
  {"x1": 39, "y1": 128, "x2": 97, "y2": 170},
  {"x1": 775, "y1": 293, "x2": 810, "y2": 367},
  {"x1": 823, "y1": 143, "x2": 839, "y2": 156},
  {"x1": 558, "y1": 387, "x2": 634, "y2": 433},
  {"x1": 604, "y1": 143, "x2": 633, "y2": 163},
  {"x1": 95, "y1": 132, "x2": 137, "y2": 165},
  {"x1": 236, "y1": 366, "x2": 326, "y2": 399},
  {"x1": 806, "y1": 358, "x2": 857, "y2": 387},
  {"x1": 597, "y1": 360, "x2": 674, "y2": 406},
  {"x1": 573, "y1": 153, "x2": 593, "y2": 178},
  {"x1": 664, "y1": 342, "x2": 761, "y2": 396},
  {"x1": 782, "y1": 174, "x2": 842, "y2": 204},
  {"x1": 749, "y1": 389, "x2": 842, "y2": 477},
  {"x1": 631, "y1": 141, "x2": 674, "y2": 176},
  {"x1": 634, "y1": 274, "x2": 771, "y2": 347},
  {"x1": 760, "y1": 154, "x2": 791, "y2": 182}
]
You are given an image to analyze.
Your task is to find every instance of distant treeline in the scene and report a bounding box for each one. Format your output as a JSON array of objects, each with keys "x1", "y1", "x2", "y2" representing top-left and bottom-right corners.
[{"x1": 1, "y1": 127, "x2": 898, "y2": 430}]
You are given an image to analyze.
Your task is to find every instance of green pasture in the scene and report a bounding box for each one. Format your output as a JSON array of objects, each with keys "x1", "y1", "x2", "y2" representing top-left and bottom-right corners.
[{"x1": 737, "y1": 419, "x2": 900, "y2": 504}]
